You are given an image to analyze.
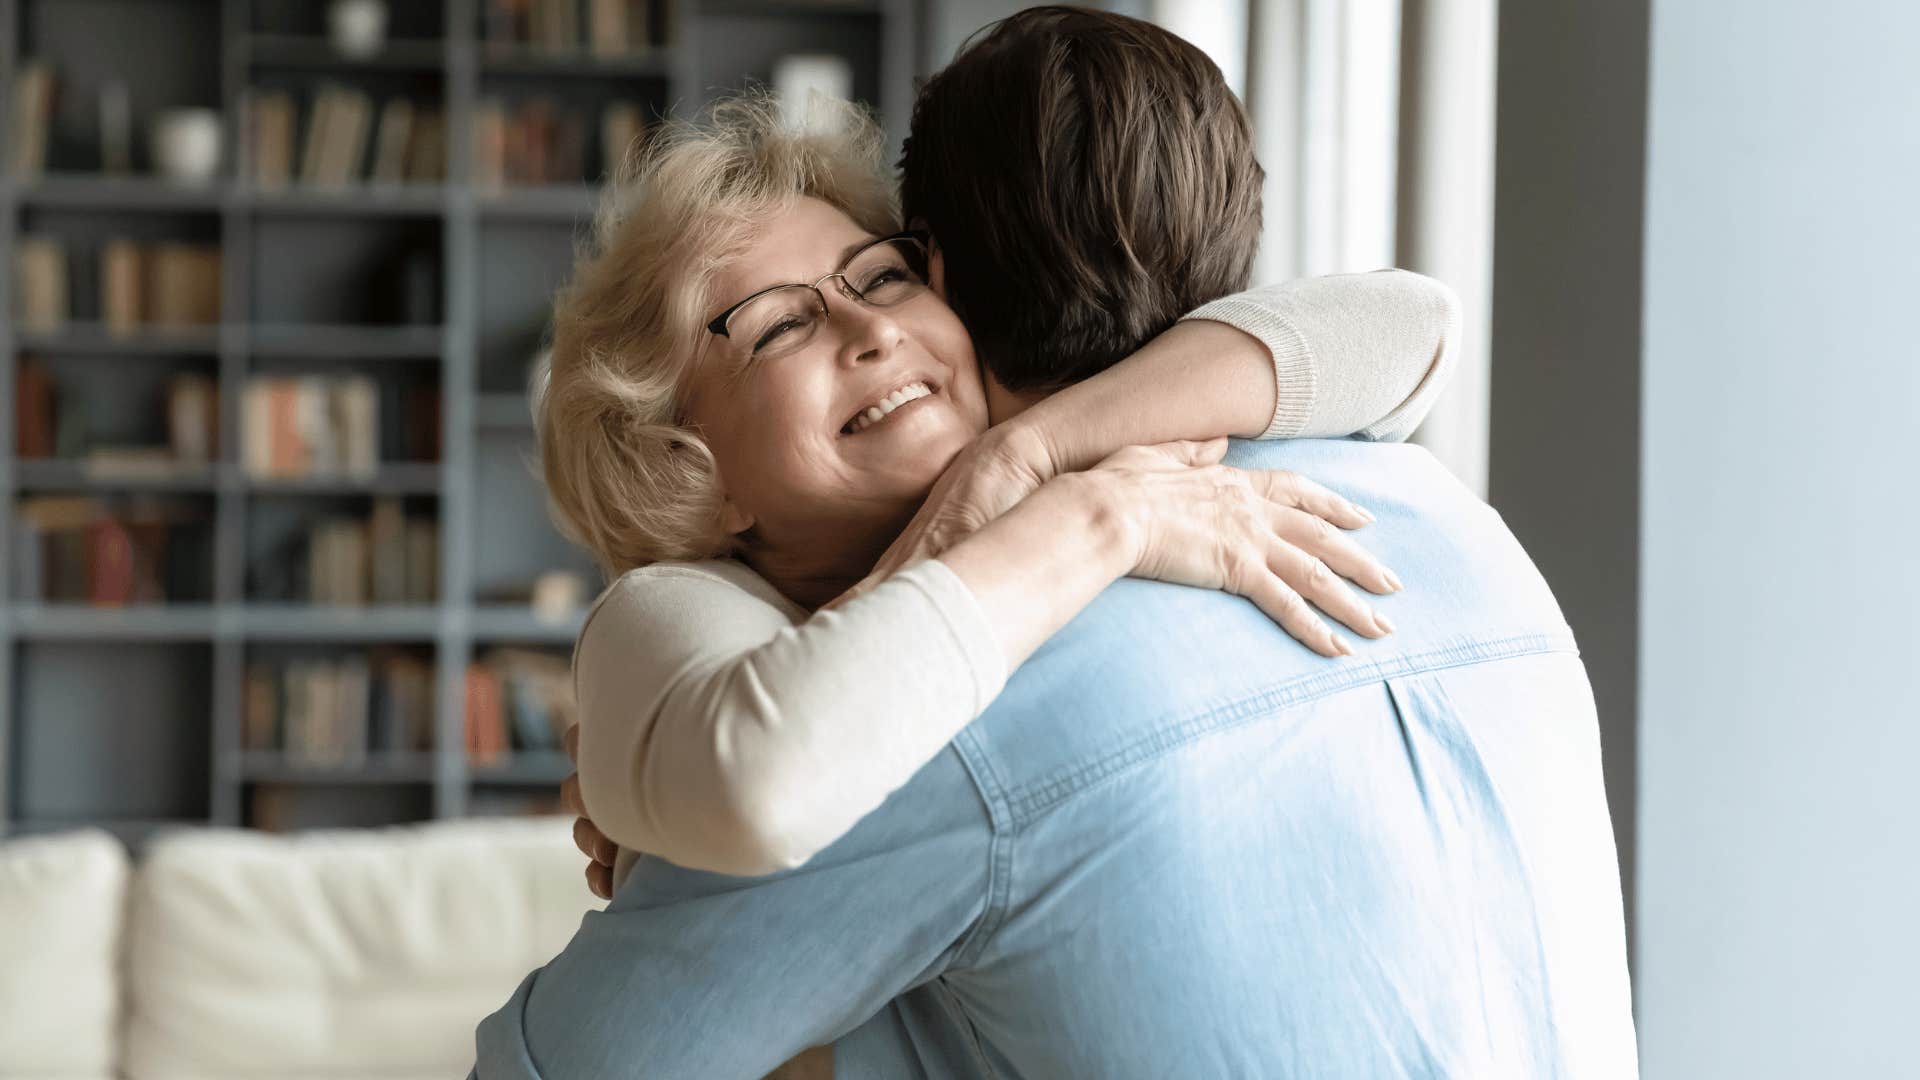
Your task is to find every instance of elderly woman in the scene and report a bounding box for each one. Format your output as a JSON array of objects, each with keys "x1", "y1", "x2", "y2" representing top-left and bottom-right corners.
[{"x1": 540, "y1": 96, "x2": 1457, "y2": 885}]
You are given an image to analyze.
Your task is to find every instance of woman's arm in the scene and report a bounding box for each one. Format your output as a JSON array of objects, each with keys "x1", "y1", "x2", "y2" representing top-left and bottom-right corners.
[
  {"x1": 575, "y1": 442, "x2": 1397, "y2": 877},
  {"x1": 1014, "y1": 269, "x2": 1463, "y2": 476},
  {"x1": 848, "y1": 271, "x2": 1460, "y2": 595}
]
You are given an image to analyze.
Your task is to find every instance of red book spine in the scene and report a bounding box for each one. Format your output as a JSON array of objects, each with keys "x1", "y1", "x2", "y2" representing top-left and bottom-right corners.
[
  {"x1": 15, "y1": 360, "x2": 56, "y2": 458},
  {"x1": 86, "y1": 519, "x2": 136, "y2": 606},
  {"x1": 465, "y1": 664, "x2": 506, "y2": 765}
]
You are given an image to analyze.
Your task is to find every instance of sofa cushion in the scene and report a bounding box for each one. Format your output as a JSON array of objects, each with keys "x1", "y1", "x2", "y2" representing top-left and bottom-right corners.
[
  {"x1": 0, "y1": 828, "x2": 128, "y2": 1080},
  {"x1": 123, "y1": 817, "x2": 596, "y2": 1079}
]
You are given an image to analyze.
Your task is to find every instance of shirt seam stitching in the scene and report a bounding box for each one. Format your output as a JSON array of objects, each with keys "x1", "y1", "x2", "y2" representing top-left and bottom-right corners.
[{"x1": 1003, "y1": 630, "x2": 1577, "y2": 825}]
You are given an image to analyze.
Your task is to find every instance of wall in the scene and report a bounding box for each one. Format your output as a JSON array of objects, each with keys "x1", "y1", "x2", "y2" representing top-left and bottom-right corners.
[
  {"x1": 1636, "y1": 1, "x2": 1920, "y2": 1076},
  {"x1": 925, "y1": 0, "x2": 1040, "y2": 68}
]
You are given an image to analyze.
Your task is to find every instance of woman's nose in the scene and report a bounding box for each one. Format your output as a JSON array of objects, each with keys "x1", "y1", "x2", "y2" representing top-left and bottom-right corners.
[{"x1": 826, "y1": 292, "x2": 902, "y2": 366}]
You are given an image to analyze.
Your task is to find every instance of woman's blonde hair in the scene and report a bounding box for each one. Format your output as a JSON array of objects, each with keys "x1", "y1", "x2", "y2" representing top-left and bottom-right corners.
[{"x1": 538, "y1": 94, "x2": 898, "y2": 577}]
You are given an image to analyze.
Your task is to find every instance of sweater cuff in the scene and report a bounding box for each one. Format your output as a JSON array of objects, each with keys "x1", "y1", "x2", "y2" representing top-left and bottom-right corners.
[
  {"x1": 1181, "y1": 296, "x2": 1315, "y2": 440},
  {"x1": 897, "y1": 559, "x2": 1008, "y2": 713}
]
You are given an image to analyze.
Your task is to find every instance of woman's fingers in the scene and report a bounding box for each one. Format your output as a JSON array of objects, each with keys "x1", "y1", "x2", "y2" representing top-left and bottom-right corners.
[
  {"x1": 563, "y1": 723, "x2": 580, "y2": 763},
  {"x1": 572, "y1": 815, "x2": 613, "y2": 864},
  {"x1": 1268, "y1": 505, "x2": 1401, "y2": 596},
  {"x1": 1267, "y1": 541, "x2": 1392, "y2": 639},
  {"x1": 585, "y1": 861, "x2": 613, "y2": 901},
  {"x1": 560, "y1": 771, "x2": 586, "y2": 818},
  {"x1": 1250, "y1": 469, "x2": 1376, "y2": 532},
  {"x1": 1239, "y1": 571, "x2": 1351, "y2": 658}
]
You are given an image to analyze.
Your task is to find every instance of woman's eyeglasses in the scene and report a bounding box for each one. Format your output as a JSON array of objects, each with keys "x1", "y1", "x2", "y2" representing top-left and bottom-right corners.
[{"x1": 706, "y1": 232, "x2": 931, "y2": 363}]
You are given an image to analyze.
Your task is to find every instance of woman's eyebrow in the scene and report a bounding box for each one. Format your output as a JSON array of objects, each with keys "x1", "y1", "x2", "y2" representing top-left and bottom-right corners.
[{"x1": 833, "y1": 237, "x2": 878, "y2": 269}]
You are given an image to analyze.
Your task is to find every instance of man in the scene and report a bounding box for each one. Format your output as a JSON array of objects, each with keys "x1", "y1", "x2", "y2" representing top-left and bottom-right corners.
[{"x1": 476, "y1": 8, "x2": 1637, "y2": 1077}]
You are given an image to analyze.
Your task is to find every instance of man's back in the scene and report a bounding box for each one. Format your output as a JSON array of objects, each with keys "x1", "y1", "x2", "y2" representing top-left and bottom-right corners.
[
  {"x1": 475, "y1": 440, "x2": 1636, "y2": 1079},
  {"x1": 837, "y1": 438, "x2": 1636, "y2": 1077}
]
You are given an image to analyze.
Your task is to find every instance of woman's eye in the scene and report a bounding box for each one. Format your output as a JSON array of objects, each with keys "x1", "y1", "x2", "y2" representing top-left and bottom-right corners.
[
  {"x1": 752, "y1": 316, "x2": 807, "y2": 355},
  {"x1": 861, "y1": 267, "x2": 908, "y2": 290}
]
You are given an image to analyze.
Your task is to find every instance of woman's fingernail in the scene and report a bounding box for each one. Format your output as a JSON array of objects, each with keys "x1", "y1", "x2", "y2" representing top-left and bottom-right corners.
[
  {"x1": 1384, "y1": 570, "x2": 1404, "y2": 592},
  {"x1": 1374, "y1": 612, "x2": 1395, "y2": 634},
  {"x1": 1354, "y1": 505, "x2": 1376, "y2": 523},
  {"x1": 1333, "y1": 635, "x2": 1355, "y2": 657}
]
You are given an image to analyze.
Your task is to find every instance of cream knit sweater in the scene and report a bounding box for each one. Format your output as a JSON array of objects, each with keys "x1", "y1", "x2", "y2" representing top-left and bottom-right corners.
[{"x1": 577, "y1": 270, "x2": 1463, "y2": 878}]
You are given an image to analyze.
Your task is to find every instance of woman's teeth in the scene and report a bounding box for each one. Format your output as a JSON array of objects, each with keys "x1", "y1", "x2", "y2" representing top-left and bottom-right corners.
[{"x1": 847, "y1": 381, "x2": 932, "y2": 434}]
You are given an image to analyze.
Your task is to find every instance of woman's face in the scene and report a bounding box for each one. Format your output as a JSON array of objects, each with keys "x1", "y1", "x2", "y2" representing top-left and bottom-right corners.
[{"x1": 684, "y1": 196, "x2": 989, "y2": 557}]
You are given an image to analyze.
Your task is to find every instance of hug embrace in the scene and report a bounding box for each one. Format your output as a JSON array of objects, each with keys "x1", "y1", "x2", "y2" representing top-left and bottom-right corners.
[{"x1": 474, "y1": 6, "x2": 1636, "y2": 1078}]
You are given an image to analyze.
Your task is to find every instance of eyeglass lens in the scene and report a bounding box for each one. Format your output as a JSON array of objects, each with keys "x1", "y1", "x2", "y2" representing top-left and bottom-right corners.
[{"x1": 729, "y1": 237, "x2": 928, "y2": 360}]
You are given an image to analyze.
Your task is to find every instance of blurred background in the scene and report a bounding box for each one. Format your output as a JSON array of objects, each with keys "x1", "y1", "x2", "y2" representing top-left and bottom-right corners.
[{"x1": 1, "y1": 1, "x2": 1914, "y2": 1077}]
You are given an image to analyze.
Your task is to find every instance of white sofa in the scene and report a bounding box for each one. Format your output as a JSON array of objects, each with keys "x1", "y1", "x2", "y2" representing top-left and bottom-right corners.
[{"x1": 0, "y1": 818, "x2": 597, "y2": 1080}]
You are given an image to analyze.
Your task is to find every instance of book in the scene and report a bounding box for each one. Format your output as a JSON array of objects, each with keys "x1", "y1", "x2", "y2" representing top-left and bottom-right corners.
[
  {"x1": 85, "y1": 518, "x2": 137, "y2": 606},
  {"x1": 15, "y1": 358, "x2": 56, "y2": 458},
  {"x1": 334, "y1": 376, "x2": 379, "y2": 476},
  {"x1": 14, "y1": 235, "x2": 70, "y2": 332},
  {"x1": 601, "y1": 100, "x2": 644, "y2": 175},
  {"x1": 473, "y1": 100, "x2": 507, "y2": 190},
  {"x1": 242, "y1": 380, "x2": 274, "y2": 476},
  {"x1": 404, "y1": 108, "x2": 446, "y2": 183},
  {"x1": 325, "y1": 88, "x2": 374, "y2": 185},
  {"x1": 588, "y1": 0, "x2": 628, "y2": 56},
  {"x1": 298, "y1": 87, "x2": 338, "y2": 185},
  {"x1": 405, "y1": 518, "x2": 438, "y2": 603},
  {"x1": 244, "y1": 664, "x2": 279, "y2": 751},
  {"x1": 465, "y1": 663, "x2": 507, "y2": 764},
  {"x1": 145, "y1": 244, "x2": 221, "y2": 326},
  {"x1": 369, "y1": 98, "x2": 416, "y2": 185},
  {"x1": 368, "y1": 497, "x2": 408, "y2": 604},
  {"x1": 8, "y1": 60, "x2": 54, "y2": 179},
  {"x1": 167, "y1": 374, "x2": 219, "y2": 463},
  {"x1": 101, "y1": 239, "x2": 145, "y2": 334},
  {"x1": 485, "y1": 0, "x2": 527, "y2": 52},
  {"x1": 248, "y1": 89, "x2": 297, "y2": 190}
]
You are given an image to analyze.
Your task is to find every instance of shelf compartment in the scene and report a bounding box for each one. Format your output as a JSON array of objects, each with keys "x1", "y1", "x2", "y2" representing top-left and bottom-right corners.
[
  {"x1": 246, "y1": 34, "x2": 448, "y2": 72},
  {"x1": 6, "y1": 604, "x2": 220, "y2": 641},
  {"x1": 476, "y1": 185, "x2": 600, "y2": 222},
  {"x1": 241, "y1": 185, "x2": 450, "y2": 217},
  {"x1": 13, "y1": 324, "x2": 224, "y2": 357},
  {"x1": 14, "y1": 458, "x2": 222, "y2": 493},
  {"x1": 468, "y1": 752, "x2": 573, "y2": 786},
  {"x1": 233, "y1": 752, "x2": 439, "y2": 784},
  {"x1": 235, "y1": 463, "x2": 444, "y2": 495},
  {"x1": 247, "y1": 324, "x2": 445, "y2": 359},
  {"x1": 478, "y1": 50, "x2": 671, "y2": 79},
  {"x1": 14, "y1": 174, "x2": 226, "y2": 212},
  {"x1": 238, "y1": 605, "x2": 441, "y2": 641},
  {"x1": 469, "y1": 606, "x2": 584, "y2": 643}
]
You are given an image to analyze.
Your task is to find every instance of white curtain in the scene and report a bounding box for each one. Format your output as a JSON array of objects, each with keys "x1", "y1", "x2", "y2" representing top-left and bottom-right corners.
[{"x1": 1152, "y1": 0, "x2": 1498, "y2": 495}]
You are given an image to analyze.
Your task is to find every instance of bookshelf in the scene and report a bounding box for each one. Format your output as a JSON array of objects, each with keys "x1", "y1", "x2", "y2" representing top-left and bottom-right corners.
[{"x1": 2, "y1": 0, "x2": 920, "y2": 838}]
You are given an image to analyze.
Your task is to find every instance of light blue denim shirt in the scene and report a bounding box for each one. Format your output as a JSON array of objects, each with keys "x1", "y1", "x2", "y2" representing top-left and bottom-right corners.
[{"x1": 473, "y1": 440, "x2": 1638, "y2": 1079}]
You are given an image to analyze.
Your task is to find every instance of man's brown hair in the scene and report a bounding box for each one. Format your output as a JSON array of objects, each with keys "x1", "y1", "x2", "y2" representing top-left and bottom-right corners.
[{"x1": 900, "y1": 5, "x2": 1264, "y2": 392}]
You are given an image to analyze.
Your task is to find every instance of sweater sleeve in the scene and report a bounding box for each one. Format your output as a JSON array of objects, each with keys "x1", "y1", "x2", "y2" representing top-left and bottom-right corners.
[
  {"x1": 573, "y1": 558, "x2": 1005, "y2": 877},
  {"x1": 1181, "y1": 269, "x2": 1463, "y2": 443}
]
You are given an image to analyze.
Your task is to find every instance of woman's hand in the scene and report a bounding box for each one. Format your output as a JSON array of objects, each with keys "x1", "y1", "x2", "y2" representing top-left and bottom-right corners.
[
  {"x1": 1083, "y1": 438, "x2": 1402, "y2": 657},
  {"x1": 561, "y1": 724, "x2": 617, "y2": 901},
  {"x1": 828, "y1": 422, "x2": 1055, "y2": 607}
]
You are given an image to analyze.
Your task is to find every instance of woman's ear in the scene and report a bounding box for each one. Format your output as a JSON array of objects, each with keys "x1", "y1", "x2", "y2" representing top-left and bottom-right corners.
[
  {"x1": 929, "y1": 244, "x2": 947, "y2": 299},
  {"x1": 718, "y1": 499, "x2": 755, "y2": 537}
]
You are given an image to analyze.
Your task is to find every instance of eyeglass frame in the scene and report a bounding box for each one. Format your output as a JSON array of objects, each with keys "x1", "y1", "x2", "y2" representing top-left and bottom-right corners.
[{"x1": 704, "y1": 230, "x2": 933, "y2": 339}]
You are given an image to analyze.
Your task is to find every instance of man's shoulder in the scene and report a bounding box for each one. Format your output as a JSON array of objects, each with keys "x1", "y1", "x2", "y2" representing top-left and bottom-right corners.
[{"x1": 965, "y1": 436, "x2": 1576, "y2": 822}]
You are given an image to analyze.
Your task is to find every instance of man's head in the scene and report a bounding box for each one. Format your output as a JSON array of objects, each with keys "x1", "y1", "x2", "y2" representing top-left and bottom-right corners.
[{"x1": 901, "y1": 5, "x2": 1264, "y2": 394}]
